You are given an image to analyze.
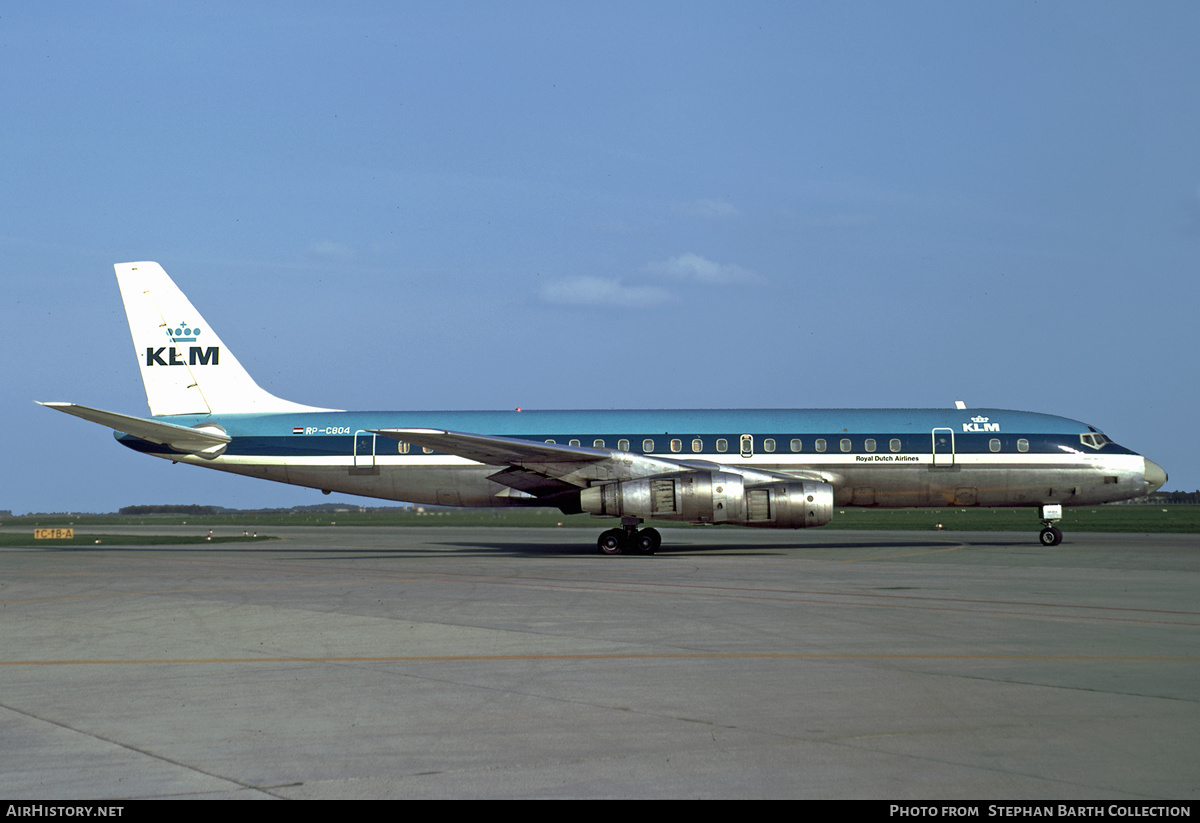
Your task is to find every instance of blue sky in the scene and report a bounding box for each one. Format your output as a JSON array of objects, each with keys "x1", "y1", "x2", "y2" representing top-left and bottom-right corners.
[{"x1": 3, "y1": 2, "x2": 1197, "y2": 513}]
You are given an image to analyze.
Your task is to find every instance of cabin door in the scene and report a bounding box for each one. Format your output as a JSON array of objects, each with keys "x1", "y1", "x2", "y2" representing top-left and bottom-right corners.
[
  {"x1": 931, "y1": 428, "x2": 955, "y2": 467},
  {"x1": 354, "y1": 430, "x2": 377, "y2": 469}
]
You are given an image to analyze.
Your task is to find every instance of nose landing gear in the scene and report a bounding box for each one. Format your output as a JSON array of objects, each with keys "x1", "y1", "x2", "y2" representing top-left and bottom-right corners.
[
  {"x1": 1038, "y1": 503, "x2": 1064, "y2": 546},
  {"x1": 597, "y1": 517, "x2": 662, "y2": 555},
  {"x1": 1039, "y1": 526, "x2": 1063, "y2": 546}
]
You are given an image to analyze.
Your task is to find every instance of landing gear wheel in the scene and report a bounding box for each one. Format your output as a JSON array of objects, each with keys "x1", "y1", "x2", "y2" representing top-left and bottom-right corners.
[
  {"x1": 1039, "y1": 527, "x2": 1063, "y2": 546},
  {"x1": 597, "y1": 529, "x2": 626, "y2": 555},
  {"x1": 633, "y1": 528, "x2": 661, "y2": 555}
]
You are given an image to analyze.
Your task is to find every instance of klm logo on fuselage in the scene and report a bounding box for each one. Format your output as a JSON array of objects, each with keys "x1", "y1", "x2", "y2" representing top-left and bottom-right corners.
[
  {"x1": 962, "y1": 415, "x2": 999, "y2": 433},
  {"x1": 146, "y1": 322, "x2": 219, "y2": 367}
]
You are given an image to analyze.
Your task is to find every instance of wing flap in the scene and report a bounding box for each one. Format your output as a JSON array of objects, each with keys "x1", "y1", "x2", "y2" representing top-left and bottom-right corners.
[{"x1": 486, "y1": 466, "x2": 581, "y2": 496}]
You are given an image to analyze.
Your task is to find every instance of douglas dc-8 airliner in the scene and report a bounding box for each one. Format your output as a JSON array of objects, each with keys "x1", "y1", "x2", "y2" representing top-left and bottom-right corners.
[{"x1": 42, "y1": 262, "x2": 1167, "y2": 554}]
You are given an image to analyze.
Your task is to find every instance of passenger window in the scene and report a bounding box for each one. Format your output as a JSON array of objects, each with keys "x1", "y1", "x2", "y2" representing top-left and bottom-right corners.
[
  {"x1": 692, "y1": 438, "x2": 703, "y2": 453},
  {"x1": 670, "y1": 439, "x2": 682, "y2": 453},
  {"x1": 889, "y1": 438, "x2": 901, "y2": 452},
  {"x1": 815, "y1": 439, "x2": 826, "y2": 453},
  {"x1": 398, "y1": 442, "x2": 410, "y2": 455},
  {"x1": 617, "y1": 439, "x2": 629, "y2": 451},
  {"x1": 642, "y1": 439, "x2": 654, "y2": 452},
  {"x1": 790, "y1": 438, "x2": 802, "y2": 452},
  {"x1": 764, "y1": 439, "x2": 776, "y2": 453},
  {"x1": 422, "y1": 446, "x2": 434, "y2": 455},
  {"x1": 989, "y1": 439, "x2": 1001, "y2": 452},
  {"x1": 840, "y1": 439, "x2": 851, "y2": 452},
  {"x1": 545, "y1": 439, "x2": 556, "y2": 444},
  {"x1": 740, "y1": 435, "x2": 753, "y2": 457},
  {"x1": 593, "y1": 439, "x2": 605, "y2": 448},
  {"x1": 865, "y1": 438, "x2": 876, "y2": 453},
  {"x1": 569, "y1": 439, "x2": 580, "y2": 447},
  {"x1": 1017, "y1": 439, "x2": 1029, "y2": 453},
  {"x1": 716, "y1": 438, "x2": 728, "y2": 453}
]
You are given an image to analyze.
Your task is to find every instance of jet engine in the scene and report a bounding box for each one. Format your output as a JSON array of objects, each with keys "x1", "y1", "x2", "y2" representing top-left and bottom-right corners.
[{"x1": 579, "y1": 471, "x2": 834, "y2": 529}]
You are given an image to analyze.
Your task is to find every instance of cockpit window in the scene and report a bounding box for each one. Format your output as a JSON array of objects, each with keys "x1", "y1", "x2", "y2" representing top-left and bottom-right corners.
[{"x1": 1080, "y1": 433, "x2": 1110, "y2": 450}]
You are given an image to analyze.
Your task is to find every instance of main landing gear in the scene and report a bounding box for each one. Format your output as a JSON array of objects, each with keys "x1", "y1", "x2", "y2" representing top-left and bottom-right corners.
[
  {"x1": 1038, "y1": 503, "x2": 1064, "y2": 546},
  {"x1": 597, "y1": 517, "x2": 661, "y2": 555}
]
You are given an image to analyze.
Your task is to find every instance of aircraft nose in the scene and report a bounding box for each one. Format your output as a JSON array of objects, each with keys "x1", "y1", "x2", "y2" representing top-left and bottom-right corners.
[{"x1": 1143, "y1": 458, "x2": 1167, "y2": 494}]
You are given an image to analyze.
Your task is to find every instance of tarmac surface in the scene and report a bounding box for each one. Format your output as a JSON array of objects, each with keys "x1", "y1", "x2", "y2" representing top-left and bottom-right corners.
[{"x1": 1, "y1": 526, "x2": 1197, "y2": 799}]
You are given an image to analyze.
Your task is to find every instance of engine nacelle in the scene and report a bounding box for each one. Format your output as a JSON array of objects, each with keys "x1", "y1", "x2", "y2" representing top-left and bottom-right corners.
[{"x1": 579, "y1": 472, "x2": 834, "y2": 529}]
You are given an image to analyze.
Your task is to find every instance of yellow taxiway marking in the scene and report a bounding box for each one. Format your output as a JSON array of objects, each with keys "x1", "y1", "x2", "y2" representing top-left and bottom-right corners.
[
  {"x1": 0, "y1": 579, "x2": 424, "y2": 605},
  {"x1": 1, "y1": 653, "x2": 1196, "y2": 666}
]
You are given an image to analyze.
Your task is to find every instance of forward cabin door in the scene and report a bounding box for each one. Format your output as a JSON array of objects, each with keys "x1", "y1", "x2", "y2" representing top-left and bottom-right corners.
[{"x1": 931, "y1": 428, "x2": 955, "y2": 467}]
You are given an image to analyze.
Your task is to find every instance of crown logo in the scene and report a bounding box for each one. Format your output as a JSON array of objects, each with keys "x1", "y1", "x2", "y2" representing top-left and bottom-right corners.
[
  {"x1": 971, "y1": 415, "x2": 989, "y2": 423},
  {"x1": 166, "y1": 321, "x2": 202, "y2": 343}
]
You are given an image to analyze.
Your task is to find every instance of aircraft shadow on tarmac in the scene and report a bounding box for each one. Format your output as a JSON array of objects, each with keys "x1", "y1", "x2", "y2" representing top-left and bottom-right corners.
[
  {"x1": 24, "y1": 533, "x2": 1037, "y2": 559},
  {"x1": 432, "y1": 536, "x2": 1031, "y2": 557}
]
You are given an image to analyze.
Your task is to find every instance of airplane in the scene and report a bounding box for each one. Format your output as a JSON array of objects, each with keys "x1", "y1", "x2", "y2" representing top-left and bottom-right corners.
[{"x1": 41, "y1": 262, "x2": 1167, "y2": 554}]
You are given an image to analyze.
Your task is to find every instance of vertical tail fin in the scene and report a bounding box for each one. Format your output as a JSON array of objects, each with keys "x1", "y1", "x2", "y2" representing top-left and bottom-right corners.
[{"x1": 115, "y1": 262, "x2": 332, "y2": 416}]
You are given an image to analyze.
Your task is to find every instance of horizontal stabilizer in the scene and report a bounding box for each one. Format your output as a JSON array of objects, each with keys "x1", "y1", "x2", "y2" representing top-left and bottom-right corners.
[{"x1": 38, "y1": 402, "x2": 231, "y2": 458}]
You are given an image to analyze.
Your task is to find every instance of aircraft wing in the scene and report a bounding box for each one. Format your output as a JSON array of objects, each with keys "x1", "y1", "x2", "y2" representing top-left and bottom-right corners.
[
  {"x1": 39, "y1": 402, "x2": 231, "y2": 457},
  {"x1": 374, "y1": 428, "x2": 613, "y2": 467},
  {"x1": 373, "y1": 428, "x2": 632, "y2": 495},
  {"x1": 373, "y1": 427, "x2": 833, "y2": 496}
]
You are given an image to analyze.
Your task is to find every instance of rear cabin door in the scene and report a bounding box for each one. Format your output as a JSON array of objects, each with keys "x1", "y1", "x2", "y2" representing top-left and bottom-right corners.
[{"x1": 354, "y1": 430, "x2": 376, "y2": 469}]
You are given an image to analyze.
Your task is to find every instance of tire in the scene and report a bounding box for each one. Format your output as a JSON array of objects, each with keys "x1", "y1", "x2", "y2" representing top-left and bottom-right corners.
[
  {"x1": 1039, "y1": 527, "x2": 1063, "y2": 546},
  {"x1": 597, "y1": 529, "x2": 625, "y2": 555},
  {"x1": 634, "y1": 528, "x2": 661, "y2": 554}
]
